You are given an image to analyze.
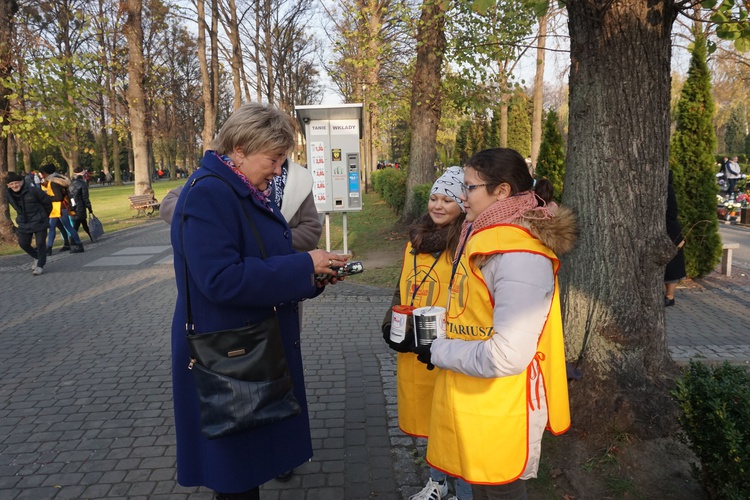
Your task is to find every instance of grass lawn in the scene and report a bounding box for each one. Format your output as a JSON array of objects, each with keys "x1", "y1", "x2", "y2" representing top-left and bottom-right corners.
[{"x1": 2, "y1": 183, "x2": 409, "y2": 290}]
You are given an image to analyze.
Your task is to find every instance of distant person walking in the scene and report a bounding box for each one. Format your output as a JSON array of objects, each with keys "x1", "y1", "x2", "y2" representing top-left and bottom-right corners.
[
  {"x1": 664, "y1": 170, "x2": 686, "y2": 307},
  {"x1": 68, "y1": 167, "x2": 94, "y2": 242},
  {"x1": 5, "y1": 172, "x2": 52, "y2": 276},
  {"x1": 726, "y1": 156, "x2": 742, "y2": 195},
  {"x1": 39, "y1": 164, "x2": 84, "y2": 254}
]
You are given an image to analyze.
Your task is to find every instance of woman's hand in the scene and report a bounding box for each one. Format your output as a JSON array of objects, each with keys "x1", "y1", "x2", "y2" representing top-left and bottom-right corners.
[{"x1": 308, "y1": 249, "x2": 349, "y2": 276}]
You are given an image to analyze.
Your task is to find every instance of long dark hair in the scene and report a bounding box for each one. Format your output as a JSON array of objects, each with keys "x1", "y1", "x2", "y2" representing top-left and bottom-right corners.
[
  {"x1": 464, "y1": 148, "x2": 553, "y2": 205},
  {"x1": 409, "y1": 210, "x2": 466, "y2": 260}
]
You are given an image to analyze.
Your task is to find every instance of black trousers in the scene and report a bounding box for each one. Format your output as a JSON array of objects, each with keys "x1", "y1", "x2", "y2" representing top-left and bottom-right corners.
[
  {"x1": 73, "y1": 218, "x2": 91, "y2": 239},
  {"x1": 472, "y1": 480, "x2": 528, "y2": 500},
  {"x1": 17, "y1": 229, "x2": 48, "y2": 268},
  {"x1": 214, "y1": 487, "x2": 260, "y2": 500}
]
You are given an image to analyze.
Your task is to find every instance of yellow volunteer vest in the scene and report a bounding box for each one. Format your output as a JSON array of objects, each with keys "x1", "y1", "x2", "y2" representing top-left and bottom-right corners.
[
  {"x1": 426, "y1": 224, "x2": 570, "y2": 484},
  {"x1": 396, "y1": 242, "x2": 454, "y2": 437},
  {"x1": 43, "y1": 182, "x2": 62, "y2": 218}
]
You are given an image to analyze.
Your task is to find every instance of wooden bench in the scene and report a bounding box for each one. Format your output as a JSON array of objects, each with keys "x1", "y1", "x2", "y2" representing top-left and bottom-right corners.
[
  {"x1": 721, "y1": 243, "x2": 740, "y2": 277},
  {"x1": 128, "y1": 194, "x2": 161, "y2": 217}
]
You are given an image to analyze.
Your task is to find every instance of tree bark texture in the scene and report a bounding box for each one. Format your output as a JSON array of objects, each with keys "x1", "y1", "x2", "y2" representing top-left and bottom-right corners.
[
  {"x1": 562, "y1": 0, "x2": 679, "y2": 437},
  {"x1": 0, "y1": 0, "x2": 16, "y2": 242},
  {"x1": 403, "y1": 0, "x2": 446, "y2": 222},
  {"x1": 124, "y1": 0, "x2": 152, "y2": 196},
  {"x1": 197, "y1": 0, "x2": 216, "y2": 151},
  {"x1": 530, "y1": 14, "x2": 547, "y2": 170}
]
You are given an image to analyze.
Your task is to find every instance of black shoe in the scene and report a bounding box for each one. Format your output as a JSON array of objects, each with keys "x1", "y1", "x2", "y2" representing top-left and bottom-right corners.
[
  {"x1": 47, "y1": 246, "x2": 53, "y2": 255},
  {"x1": 70, "y1": 244, "x2": 84, "y2": 253},
  {"x1": 664, "y1": 296, "x2": 675, "y2": 307},
  {"x1": 60, "y1": 245, "x2": 71, "y2": 252},
  {"x1": 275, "y1": 469, "x2": 294, "y2": 482}
]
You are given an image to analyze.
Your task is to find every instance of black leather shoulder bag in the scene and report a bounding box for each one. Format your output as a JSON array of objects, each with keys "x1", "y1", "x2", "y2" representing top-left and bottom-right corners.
[{"x1": 180, "y1": 174, "x2": 301, "y2": 439}]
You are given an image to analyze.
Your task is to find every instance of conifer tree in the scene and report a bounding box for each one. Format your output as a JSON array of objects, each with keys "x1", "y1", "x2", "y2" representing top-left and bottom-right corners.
[
  {"x1": 507, "y1": 96, "x2": 531, "y2": 158},
  {"x1": 669, "y1": 33, "x2": 721, "y2": 278},
  {"x1": 535, "y1": 109, "x2": 566, "y2": 201},
  {"x1": 724, "y1": 104, "x2": 746, "y2": 155}
]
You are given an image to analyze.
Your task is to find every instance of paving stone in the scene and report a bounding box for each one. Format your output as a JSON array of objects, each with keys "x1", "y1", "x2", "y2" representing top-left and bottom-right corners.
[{"x1": 2, "y1": 221, "x2": 745, "y2": 500}]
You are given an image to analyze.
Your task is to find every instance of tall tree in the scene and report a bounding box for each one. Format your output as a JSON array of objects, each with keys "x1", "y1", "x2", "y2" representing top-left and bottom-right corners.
[
  {"x1": 0, "y1": 0, "x2": 18, "y2": 243},
  {"x1": 449, "y1": 0, "x2": 536, "y2": 147},
  {"x1": 123, "y1": 0, "x2": 152, "y2": 195},
  {"x1": 561, "y1": 0, "x2": 680, "y2": 438},
  {"x1": 218, "y1": 0, "x2": 244, "y2": 109},
  {"x1": 670, "y1": 33, "x2": 721, "y2": 279},
  {"x1": 724, "y1": 104, "x2": 746, "y2": 154},
  {"x1": 402, "y1": 0, "x2": 449, "y2": 222},
  {"x1": 506, "y1": 93, "x2": 531, "y2": 158},
  {"x1": 530, "y1": 11, "x2": 549, "y2": 169},
  {"x1": 535, "y1": 109, "x2": 565, "y2": 200},
  {"x1": 196, "y1": 0, "x2": 216, "y2": 152}
]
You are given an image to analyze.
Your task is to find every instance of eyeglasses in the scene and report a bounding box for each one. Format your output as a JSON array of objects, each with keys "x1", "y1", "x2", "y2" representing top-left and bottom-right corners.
[{"x1": 461, "y1": 183, "x2": 488, "y2": 196}]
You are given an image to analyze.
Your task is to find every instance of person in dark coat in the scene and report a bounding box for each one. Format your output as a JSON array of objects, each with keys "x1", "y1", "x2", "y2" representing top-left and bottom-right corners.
[
  {"x1": 5, "y1": 172, "x2": 52, "y2": 275},
  {"x1": 170, "y1": 102, "x2": 348, "y2": 500},
  {"x1": 68, "y1": 167, "x2": 94, "y2": 241},
  {"x1": 664, "y1": 170, "x2": 686, "y2": 306}
]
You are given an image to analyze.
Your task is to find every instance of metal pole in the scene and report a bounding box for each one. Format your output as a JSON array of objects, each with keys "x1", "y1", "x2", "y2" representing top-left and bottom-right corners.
[
  {"x1": 343, "y1": 212, "x2": 348, "y2": 255},
  {"x1": 325, "y1": 213, "x2": 331, "y2": 252}
]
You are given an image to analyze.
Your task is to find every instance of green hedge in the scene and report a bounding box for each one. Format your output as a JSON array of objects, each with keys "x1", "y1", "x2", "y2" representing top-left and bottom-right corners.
[
  {"x1": 371, "y1": 170, "x2": 434, "y2": 215},
  {"x1": 411, "y1": 184, "x2": 432, "y2": 216},
  {"x1": 673, "y1": 361, "x2": 750, "y2": 499},
  {"x1": 373, "y1": 168, "x2": 408, "y2": 212}
]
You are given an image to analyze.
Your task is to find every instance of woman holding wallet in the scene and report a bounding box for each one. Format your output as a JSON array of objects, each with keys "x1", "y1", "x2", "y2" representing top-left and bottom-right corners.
[
  {"x1": 170, "y1": 102, "x2": 346, "y2": 500},
  {"x1": 382, "y1": 167, "x2": 472, "y2": 500}
]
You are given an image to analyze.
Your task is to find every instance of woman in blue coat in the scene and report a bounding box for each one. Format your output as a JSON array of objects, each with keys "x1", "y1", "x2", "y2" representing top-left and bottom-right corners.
[{"x1": 170, "y1": 103, "x2": 347, "y2": 499}]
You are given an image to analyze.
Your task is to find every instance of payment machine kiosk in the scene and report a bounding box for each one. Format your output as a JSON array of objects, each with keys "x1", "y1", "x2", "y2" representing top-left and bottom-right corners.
[{"x1": 295, "y1": 104, "x2": 364, "y2": 254}]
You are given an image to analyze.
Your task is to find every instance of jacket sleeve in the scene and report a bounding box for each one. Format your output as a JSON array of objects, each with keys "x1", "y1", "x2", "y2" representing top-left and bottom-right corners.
[
  {"x1": 35, "y1": 187, "x2": 53, "y2": 215},
  {"x1": 430, "y1": 252, "x2": 554, "y2": 378},
  {"x1": 49, "y1": 182, "x2": 66, "y2": 202},
  {"x1": 287, "y1": 191, "x2": 322, "y2": 252},
  {"x1": 160, "y1": 184, "x2": 184, "y2": 225},
  {"x1": 82, "y1": 182, "x2": 92, "y2": 211}
]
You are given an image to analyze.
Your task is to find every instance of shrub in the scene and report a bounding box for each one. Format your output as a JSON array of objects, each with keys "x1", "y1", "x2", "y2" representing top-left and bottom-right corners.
[
  {"x1": 371, "y1": 169, "x2": 386, "y2": 195},
  {"x1": 411, "y1": 184, "x2": 432, "y2": 216},
  {"x1": 377, "y1": 168, "x2": 408, "y2": 213},
  {"x1": 673, "y1": 361, "x2": 750, "y2": 499}
]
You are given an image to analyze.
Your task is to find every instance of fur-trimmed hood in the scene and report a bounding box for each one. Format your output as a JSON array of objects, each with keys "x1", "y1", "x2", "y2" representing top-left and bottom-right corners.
[
  {"x1": 46, "y1": 173, "x2": 71, "y2": 189},
  {"x1": 515, "y1": 205, "x2": 577, "y2": 256}
]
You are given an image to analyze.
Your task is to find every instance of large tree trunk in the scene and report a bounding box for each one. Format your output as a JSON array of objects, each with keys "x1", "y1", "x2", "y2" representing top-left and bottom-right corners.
[
  {"x1": 402, "y1": 0, "x2": 447, "y2": 223},
  {"x1": 0, "y1": 0, "x2": 17, "y2": 243},
  {"x1": 530, "y1": 13, "x2": 548, "y2": 171},
  {"x1": 124, "y1": 0, "x2": 152, "y2": 196},
  {"x1": 562, "y1": 0, "x2": 679, "y2": 438}
]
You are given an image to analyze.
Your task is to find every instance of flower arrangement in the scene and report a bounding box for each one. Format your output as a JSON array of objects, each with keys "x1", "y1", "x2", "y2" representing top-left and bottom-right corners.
[{"x1": 736, "y1": 193, "x2": 750, "y2": 206}]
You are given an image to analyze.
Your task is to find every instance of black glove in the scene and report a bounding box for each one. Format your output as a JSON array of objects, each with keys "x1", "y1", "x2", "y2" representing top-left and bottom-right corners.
[
  {"x1": 382, "y1": 324, "x2": 416, "y2": 353},
  {"x1": 413, "y1": 344, "x2": 434, "y2": 370}
]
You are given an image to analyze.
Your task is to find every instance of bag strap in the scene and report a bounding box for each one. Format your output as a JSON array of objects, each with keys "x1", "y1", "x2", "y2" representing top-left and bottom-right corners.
[{"x1": 180, "y1": 174, "x2": 269, "y2": 334}]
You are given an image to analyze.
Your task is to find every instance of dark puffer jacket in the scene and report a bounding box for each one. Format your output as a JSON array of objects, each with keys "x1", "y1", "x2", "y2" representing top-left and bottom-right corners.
[
  {"x1": 68, "y1": 176, "x2": 92, "y2": 221},
  {"x1": 6, "y1": 182, "x2": 52, "y2": 233}
]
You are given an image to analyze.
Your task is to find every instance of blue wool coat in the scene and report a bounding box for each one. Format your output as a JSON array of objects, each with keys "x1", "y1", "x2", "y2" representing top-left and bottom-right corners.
[{"x1": 170, "y1": 152, "x2": 321, "y2": 493}]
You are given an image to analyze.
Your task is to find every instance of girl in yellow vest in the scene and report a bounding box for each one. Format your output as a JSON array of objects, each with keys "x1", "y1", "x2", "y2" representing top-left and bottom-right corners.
[
  {"x1": 382, "y1": 167, "x2": 472, "y2": 500},
  {"x1": 414, "y1": 148, "x2": 576, "y2": 500}
]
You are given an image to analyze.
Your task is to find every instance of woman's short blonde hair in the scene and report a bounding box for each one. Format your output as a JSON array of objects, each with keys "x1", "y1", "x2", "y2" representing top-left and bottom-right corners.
[{"x1": 212, "y1": 103, "x2": 296, "y2": 156}]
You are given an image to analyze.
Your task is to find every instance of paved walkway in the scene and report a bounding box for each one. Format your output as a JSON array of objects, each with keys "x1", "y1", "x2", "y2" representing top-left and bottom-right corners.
[{"x1": 0, "y1": 221, "x2": 748, "y2": 499}]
